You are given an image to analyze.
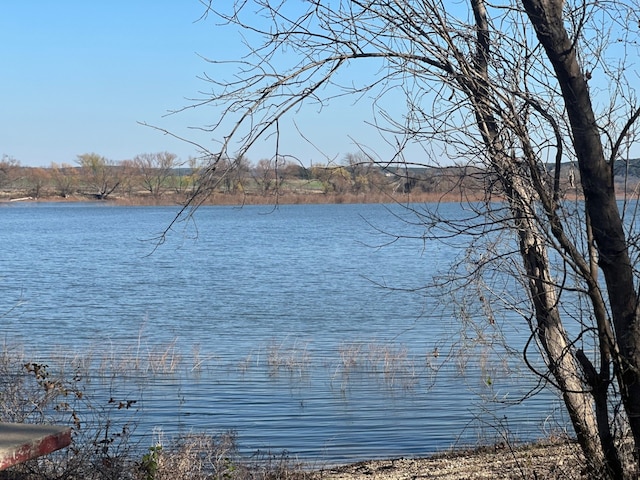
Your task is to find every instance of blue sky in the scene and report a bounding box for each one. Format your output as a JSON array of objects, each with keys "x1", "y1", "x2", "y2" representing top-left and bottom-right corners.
[
  {"x1": 1, "y1": 2, "x2": 213, "y2": 166},
  {"x1": 0, "y1": 1, "x2": 391, "y2": 167},
  {"x1": 2, "y1": 2, "x2": 636, "y2": 168}
]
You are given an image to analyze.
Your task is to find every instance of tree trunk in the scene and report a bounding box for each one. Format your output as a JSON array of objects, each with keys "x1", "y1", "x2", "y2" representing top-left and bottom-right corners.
[
  {"x1": 466, "y1": 0, "x2": 607, "y2": 472},
  {"x1": 515, "y1": 191, "x2": 606, "y2": 474},
  {"x1": 523, "y1": 0, "x2": 640, "y2": 473},
  {"x1": 505, "y1": 168, "x2": 608, "y2": 475}
]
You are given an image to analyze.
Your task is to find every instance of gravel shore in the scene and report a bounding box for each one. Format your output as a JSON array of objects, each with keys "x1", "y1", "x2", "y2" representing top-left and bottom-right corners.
[{"x1": 315, "y1": 441, "x2": 586, "y2": 480}]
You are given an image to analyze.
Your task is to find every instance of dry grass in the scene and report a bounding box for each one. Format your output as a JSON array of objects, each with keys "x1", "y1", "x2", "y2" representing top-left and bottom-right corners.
[
  {"x1": 42, "y1": 330, "x2": 184, "y2": 381},
  {"x1": 148, "y1": 431, "x2": 239, "y2": 480},
  {"x1": 143, "y1": 431, "x2": 313, "y2": 480}
]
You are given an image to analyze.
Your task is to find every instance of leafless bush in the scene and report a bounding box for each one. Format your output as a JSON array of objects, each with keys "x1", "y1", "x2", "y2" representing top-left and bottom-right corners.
[{"x1": 0, "y1": 345, "x2": 140, "y2": 480}]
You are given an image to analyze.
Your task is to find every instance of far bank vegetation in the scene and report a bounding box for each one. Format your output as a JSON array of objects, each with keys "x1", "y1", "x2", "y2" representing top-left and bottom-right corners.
[{"x1": 4, "y1": 152, "x2": 635, "y2": 205}]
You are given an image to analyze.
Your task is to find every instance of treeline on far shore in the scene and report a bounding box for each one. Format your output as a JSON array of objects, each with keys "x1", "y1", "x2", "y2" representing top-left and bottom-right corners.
[
  {"x1": 0, "y1": 152, "x2": 493, "y2": 205},
  {"x1": 4, "y1": 151, "x2": 632, "y2": 205}
]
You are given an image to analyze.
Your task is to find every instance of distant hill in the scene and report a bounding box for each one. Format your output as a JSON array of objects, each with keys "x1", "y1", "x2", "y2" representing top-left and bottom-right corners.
[
  {"x1": 613, "y1": 158, "x2": 640, "y2": 178},
  {"x1": 551, "y1": 158, "x2": 640, "y2": 179}
]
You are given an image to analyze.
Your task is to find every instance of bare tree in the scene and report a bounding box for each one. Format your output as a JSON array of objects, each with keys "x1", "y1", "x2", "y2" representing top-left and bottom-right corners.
[
  {"x1": 0, "y1": 155, "x2": 20, "y2": 191},
  {"x1": 252, "y1": 158, "x2": 279, "y2": 194},
  {"x1": 179, "y1": 1, "x2": 640, "y2": 476},
  {"x1": 118, "y1": 158, "x2": 138, "y2": 198},
  {"x1": 343, "y1": 152, "x2": 374, "y2": 194},
  {"x1": 310, "y1": 164, "x2": 352, "y2": 194},
  {"x1": 235, "y1": 155, "x2": 252, "y2": 193},
  {"x1": 133, "y1": 152, "x2": 179, "y2": 198},
  {"x1": 50, "y1": 162, "x2": 78, "y2": 198},
  {"x1": 24, "y1": 167, "x2": 51, "y2": 199},
  {"x1": 170, "y1": 156, "x2": 201, "y2": 195},
  {"x1": 76, "y1": 153, "x2": 121, "y2": 199}
]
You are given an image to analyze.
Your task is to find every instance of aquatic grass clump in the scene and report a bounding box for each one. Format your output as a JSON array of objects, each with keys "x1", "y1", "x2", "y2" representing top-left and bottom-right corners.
[
  {"x1": 40, "y1": 336, "x2": 185, "y2": 384},
  {"x1": 335, "y1": 341, "x2": 421, "y2": 390},
  {"x1": 266, "y1": 339, "x2": 311, "y2": 376}
]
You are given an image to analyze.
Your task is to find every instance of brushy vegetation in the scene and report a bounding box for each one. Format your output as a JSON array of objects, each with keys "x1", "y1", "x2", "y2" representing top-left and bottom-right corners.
[{"x1": 0, "y1": 344, "x2": 313, "y2": 480}]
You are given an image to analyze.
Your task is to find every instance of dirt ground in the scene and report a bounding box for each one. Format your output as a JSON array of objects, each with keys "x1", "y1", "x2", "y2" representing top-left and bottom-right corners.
[{"x1": 315, "y1": 442, "x2": 587, "y2": 480}]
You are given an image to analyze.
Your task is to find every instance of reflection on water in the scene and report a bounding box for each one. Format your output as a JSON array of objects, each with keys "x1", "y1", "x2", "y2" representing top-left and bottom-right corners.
[{"x1": 0, "y1": 202, "x2": 567, "y2": 462}]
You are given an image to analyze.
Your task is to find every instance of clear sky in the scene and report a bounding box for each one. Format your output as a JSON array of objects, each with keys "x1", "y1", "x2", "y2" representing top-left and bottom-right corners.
[
  {"x1": 2, "y1": 2, "x2": 637, "y2": 168},
  {"x1": 1, "y1": 2, "x2": 214, "y2": 166},
  {"x1": 0, "y1": 1, "x2": 393, "y2": 168}
]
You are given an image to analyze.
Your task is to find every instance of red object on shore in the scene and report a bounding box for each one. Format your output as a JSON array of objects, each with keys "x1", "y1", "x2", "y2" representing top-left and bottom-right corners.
[{"x1": 0, "y1": 423, "x2": 72, "y2": 470}]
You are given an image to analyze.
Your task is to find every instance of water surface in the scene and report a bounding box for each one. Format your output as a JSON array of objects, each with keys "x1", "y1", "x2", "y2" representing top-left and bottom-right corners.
[{"x1": 0, "y1": 202, "x2": 565, "y2": 462}]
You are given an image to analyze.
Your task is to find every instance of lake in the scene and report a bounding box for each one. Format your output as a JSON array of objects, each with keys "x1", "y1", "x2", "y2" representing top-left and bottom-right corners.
[{"x1": 0, "y1": 201, "x2": 567, "y2": 463}]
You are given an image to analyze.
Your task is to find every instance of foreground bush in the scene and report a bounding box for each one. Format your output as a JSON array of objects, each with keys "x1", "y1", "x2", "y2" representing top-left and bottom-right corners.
[{"x1": 0, "y1": 430, "x2": 311, "y2": 480}]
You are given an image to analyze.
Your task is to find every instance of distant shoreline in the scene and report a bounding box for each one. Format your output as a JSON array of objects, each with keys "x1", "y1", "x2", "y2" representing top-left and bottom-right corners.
[{"x1": 0, "y1": 190, "x2": 493, "y2": 207}]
